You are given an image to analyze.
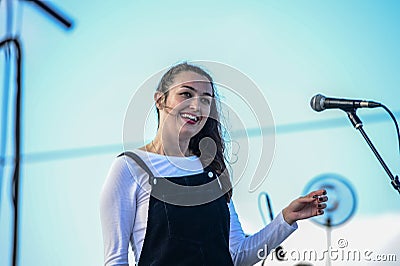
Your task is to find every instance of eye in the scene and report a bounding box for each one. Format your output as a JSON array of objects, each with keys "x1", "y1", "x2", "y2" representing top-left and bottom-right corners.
[
  {"x1": 180, "y1": 92, "x2": 192, "y2": 98},
  {"x1": 201, "y1": 97, "x2": 211, "y2": 105}
]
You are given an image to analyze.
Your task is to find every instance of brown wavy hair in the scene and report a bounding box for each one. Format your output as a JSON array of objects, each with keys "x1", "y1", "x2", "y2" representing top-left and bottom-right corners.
[{"x1": 155, "y1": 62, "x2": 232, "y2": 202}]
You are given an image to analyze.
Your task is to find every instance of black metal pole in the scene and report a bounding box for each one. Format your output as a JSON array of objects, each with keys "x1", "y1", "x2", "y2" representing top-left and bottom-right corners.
[
  {"x1": 346, "y1": 110, "x2": 400, "y2": 195},
  {"x1": 1, "y1": 2, "x2": 72, "y2": 266},
  {"x1": 0, "y1": 37, "x2": 22, "y2": 266},
  {"x1": 13, "y1": 38, "x2": 22, "y2": 266},
  {"x1": 23, "y1": 0, "x2": 73, "y2": 29}
]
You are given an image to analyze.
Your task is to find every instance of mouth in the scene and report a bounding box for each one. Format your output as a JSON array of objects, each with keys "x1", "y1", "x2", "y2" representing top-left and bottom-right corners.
[{"x1": 180, "y1": 112, "x2": 201, "y2": 125}]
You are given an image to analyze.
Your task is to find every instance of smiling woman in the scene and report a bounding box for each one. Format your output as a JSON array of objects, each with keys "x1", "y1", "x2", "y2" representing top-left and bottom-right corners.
[
  {"x1": 99, "y1": 62, "x2": 328, "y2": 266},
  {"x1": 151, "y1": 70, "x2": 215, "y2": 156}
]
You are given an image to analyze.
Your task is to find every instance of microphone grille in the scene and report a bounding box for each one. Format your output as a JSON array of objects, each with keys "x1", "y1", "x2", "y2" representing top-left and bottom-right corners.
[{"x1": 310, "y1": 94, "x2": 326, "y2": 112}]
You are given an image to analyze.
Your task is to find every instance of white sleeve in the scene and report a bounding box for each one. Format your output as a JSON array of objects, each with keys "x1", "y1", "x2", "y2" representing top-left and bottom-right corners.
[
  {"x1": 228, "y1": 201, "x2": 298, "y2": 266},
  {"x1": 100, "y1": 157, "x2": 138, "y2": 266}
]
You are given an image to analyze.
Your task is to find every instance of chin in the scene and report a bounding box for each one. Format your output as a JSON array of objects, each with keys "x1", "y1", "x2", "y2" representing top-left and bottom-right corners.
[
  {"x1": 179, "y1": 129, "x2": 199, "y2": 139},
  {"x1": 178, "y1": 125, "x2": 203, "y2": 139}
]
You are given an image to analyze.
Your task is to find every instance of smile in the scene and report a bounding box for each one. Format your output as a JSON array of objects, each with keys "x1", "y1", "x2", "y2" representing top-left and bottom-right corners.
[{"x1": 180, "y1": 112, "x2": 200, "y2": 124}]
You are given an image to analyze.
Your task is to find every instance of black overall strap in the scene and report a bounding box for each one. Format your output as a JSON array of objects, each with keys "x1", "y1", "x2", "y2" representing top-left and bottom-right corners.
[
  {"x1": 118, "y1": 151, "x2": 233, "y2": 265},
  {"x1": 118, "y1": 151, "x2": 155, "y2": 185}
]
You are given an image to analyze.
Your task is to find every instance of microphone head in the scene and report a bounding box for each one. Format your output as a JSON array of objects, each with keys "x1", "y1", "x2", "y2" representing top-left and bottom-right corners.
[{"x1": 310, "y1": 94, "x2": 326, "y2": 112}]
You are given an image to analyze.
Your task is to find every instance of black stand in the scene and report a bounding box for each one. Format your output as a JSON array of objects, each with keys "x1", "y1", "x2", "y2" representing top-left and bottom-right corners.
[
  {"x1": 23, "y1": 0, "x2": 73, "y2": 29},
  {"x1": 0, "y1": 37, "x2": 22, "y2": 266},
  {"x1": 325, "y1": 217, "x2": 332, "y2": 266},
  {"x1": 346, "y1": 110, "x2": 400, "y2": 195},
  {"x1": 1, "y1": 1, "x2": 73, "y2": 266}
]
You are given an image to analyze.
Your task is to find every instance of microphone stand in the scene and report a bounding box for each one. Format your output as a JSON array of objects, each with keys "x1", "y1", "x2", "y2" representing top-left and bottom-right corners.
[
  {"x1": 346, "y1": 109, "x2": 400, "y2": 195},
  {"x1": 259, "y1": 192, "x2": 285, "y2": 265},
  {"x1": 325, "y1": 217, "x2": 332, "y2": 266},
  {"x1": 1, "y1": 1, "x2": 73, "y2": 266},
  {"x1": 22, "y1": 0, "x2": 73, "y2": 29}
]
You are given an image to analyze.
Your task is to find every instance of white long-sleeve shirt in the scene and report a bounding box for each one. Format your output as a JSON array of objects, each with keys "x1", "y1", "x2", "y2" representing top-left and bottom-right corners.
[{"x1": 100, "y1": 149, "x2": 297, "y2": 266}]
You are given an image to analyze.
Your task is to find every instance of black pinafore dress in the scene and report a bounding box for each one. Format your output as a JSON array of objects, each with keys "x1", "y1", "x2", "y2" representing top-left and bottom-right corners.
[{"x1": 119, "y1": 152, "x2": 234, "y2": 266}]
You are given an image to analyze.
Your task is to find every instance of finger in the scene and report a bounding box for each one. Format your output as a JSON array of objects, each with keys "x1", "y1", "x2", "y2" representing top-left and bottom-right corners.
[
  {"x1": 317, "y1": 209, "x2": 324, "y2": 215},
  {"x1": 309, "y1": 189, "x2": 327, "y2": 198},
  {"x1": 317, "y1": 196, "x2": 328, "y2": 203},
  {"x1": 317, "y1": 203, "x2": 327, "y2": 209},
  {"x1": 308, "y1": 191, "x2": 326, "y2": 201},
  {"x1": 297, "y1": 195, "x2": 318, "y2": 204}
]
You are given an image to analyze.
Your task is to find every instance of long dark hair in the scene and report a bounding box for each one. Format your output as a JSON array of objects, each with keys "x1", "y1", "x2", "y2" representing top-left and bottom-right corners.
[{"x1": 155, "y1": 62, "x2": 232, "y2": 202}]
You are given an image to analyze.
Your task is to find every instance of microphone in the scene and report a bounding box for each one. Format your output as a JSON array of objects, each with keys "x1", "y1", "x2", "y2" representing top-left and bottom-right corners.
[{"x1": 310, "y1": 94, "x2": 381, "y2": 112}]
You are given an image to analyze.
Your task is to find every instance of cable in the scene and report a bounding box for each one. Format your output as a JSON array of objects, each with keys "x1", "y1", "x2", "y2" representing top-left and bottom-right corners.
[
  {"x1": 12, "y1": 37, "x2": 22, "y2": 266},
  {"x1": 258, "y1": 192, "x2": 268, "y2": 225},
  {"x1": 380, "y1": 104, "x2": 400, "y2": 156},
  {"x1": 258, "y1": 192, "x2": 275, "y2": 225},
  {"x1": 0, "y1": 37, "x2": 22, "y2": 266}
]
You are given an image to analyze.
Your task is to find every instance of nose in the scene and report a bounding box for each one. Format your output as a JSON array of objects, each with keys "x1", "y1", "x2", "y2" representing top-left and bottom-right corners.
[{"x1": 189, "y1": 97, "x2": 200, "y2": 112}]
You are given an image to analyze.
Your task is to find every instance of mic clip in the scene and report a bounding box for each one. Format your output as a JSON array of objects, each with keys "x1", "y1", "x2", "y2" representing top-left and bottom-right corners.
[
  {"x1": 391, "y1": 176, "x2": 400, "y2": 194},
  {"x1": 346, "y1": 109, "x2": 363, "y2": 129}
]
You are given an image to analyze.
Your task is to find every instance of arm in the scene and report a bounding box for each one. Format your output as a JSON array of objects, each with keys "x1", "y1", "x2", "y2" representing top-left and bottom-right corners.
[
  {"x1": 229, "y1": 201, "x2": 297, "y2": 266},
  {"x1": 100, "y1": 157, "x2": 138, "y2": 266},
  {"x1": 229, "y1": 189, "x2": 327, "y2": 266}
]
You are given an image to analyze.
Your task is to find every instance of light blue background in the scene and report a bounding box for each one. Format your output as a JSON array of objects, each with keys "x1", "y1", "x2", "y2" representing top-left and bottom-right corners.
[{"x1": 1, "y1": 0, "x2": 399, "y2": 265}]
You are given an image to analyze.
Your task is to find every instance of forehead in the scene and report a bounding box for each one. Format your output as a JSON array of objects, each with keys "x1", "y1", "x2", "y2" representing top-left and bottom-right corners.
[{"x1": 171, "y1": 71, "x2": 213, "y2": 94}]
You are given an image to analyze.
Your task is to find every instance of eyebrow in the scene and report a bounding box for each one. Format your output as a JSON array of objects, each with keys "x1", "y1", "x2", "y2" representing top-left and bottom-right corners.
[{"x1": 181, "y1": 85, "x2": 213, "y2": 97}]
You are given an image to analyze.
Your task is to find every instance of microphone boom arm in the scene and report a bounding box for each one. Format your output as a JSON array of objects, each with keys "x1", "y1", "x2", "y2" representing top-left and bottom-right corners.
[
  {"x1": 22, "y1": 0, "x2": 73, "y2": 29},
  {"x1": 346, "y1": 109, "x2": 400, "y2": 195}
]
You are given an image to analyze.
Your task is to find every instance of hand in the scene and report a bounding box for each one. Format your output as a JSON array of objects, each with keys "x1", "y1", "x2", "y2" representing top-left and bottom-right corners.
[{"x1": 282, "y1": 189, "x2": 328, "y2": 225}]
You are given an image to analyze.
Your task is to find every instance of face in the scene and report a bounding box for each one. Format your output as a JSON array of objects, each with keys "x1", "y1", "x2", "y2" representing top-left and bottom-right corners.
[{"x1": 156, "y1": 71, "x2": 214, "y2": 140}]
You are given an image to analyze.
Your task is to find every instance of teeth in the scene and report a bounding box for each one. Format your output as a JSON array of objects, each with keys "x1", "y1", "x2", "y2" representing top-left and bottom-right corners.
[{"x1": 181, "y1": 113, "x2": 198, "y2": 122}]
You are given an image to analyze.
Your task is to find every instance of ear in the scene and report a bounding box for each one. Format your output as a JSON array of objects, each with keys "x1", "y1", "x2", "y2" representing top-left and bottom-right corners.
[{"x1": 154, "y1": 91, "x2": 165, "y2": 110}]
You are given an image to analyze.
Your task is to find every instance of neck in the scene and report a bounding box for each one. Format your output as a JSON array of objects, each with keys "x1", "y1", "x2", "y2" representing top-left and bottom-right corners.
[{"x1": 151, "y1": 133, "x2": 191, "y2": 157}]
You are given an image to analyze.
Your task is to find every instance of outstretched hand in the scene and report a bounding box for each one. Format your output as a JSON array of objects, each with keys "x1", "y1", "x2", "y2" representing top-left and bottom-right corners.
[{"x1": 282, "y1": 189, "x2": 328, "y2": 225}]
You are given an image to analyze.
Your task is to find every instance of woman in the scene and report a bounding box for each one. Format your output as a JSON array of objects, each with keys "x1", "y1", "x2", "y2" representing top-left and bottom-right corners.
[{"x1": 100, "y1": 62, "x2": 328, "y2": 265}]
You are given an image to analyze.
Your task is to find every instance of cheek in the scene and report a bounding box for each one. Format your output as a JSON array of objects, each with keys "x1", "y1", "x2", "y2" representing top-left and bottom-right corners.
[
  {"x1": 201, "y1": 110, "x2": 212, "y2": 126},
  {"x1": 168, "y1": 97, "x2": 187, "y2": 111},
  {"x1": 203, "y1": 105, "x2": 213, "y2": 118}
]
